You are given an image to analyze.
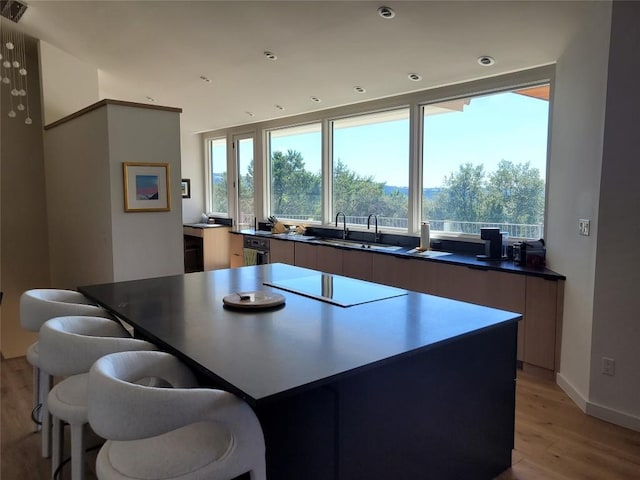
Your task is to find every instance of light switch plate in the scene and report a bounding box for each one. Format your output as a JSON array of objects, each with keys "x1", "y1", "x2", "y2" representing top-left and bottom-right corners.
[{"x1": 579, "y1": 219, "x2": 590, "y2": 236}]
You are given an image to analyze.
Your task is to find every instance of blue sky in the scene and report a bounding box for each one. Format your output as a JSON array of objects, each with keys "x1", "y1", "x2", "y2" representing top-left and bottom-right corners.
[{"x1": 269, "y1": 91, "x2": 549, "y2": 189}]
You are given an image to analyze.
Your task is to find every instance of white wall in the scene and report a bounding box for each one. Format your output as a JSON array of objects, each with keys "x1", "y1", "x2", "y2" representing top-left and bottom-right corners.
[
  {"x1": 43, "y1": 101, "x2": 184, "y2": 286},
  {"x1": 547, "y1": 2, "x2": 611, "y2": 409},
  {"x1": 38, "y1": 40, "x2": 99, "y2": 125},
  {"x1": 0, "y1": 34, "x2": 49, "y2": 358},
  {"x1": 107, "y1": 104, "x2": 184, "y2": 281},
  {"x1": 43, "y1": 107, "x2": 114, "y2": 288},
  {"x1": 180, "y1": 131, "x2": 205, "y2": 223},
  {"x1": 589, "y1": 1, "x2": 640, "y2": 429}
]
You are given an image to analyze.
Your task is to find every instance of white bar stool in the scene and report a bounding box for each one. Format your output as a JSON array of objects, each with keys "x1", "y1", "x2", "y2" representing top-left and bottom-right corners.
[
  {"x1": 88, "y1": 350, "x2": 266, "y2": 480},
  {"x1": 19, "y1": 289, "x2": 109, "y2": 458},
  {"x1": 39, "y1": 315, "x2": 156, "y2": 479}
]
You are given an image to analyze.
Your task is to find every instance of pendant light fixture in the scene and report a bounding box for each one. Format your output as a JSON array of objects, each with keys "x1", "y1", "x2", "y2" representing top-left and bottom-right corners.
[{"x1": 1, "y1": 28, "x2": 31, "y2": 124}]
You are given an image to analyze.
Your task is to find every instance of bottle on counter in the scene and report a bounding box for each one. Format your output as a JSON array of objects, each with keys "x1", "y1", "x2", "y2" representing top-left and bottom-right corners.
[{"x1": 420, "y1": 222, "x2": 430, "y2": 251}]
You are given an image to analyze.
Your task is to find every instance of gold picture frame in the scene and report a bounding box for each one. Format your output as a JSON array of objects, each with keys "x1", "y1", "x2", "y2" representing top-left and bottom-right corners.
[{"x1": 123, "y1": 162, "x2": 171, "y2": 212}]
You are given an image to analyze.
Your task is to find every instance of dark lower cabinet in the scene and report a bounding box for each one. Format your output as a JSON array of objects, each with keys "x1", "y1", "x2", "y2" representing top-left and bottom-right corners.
[{"x1": 183, "y1": 234, "x2": 204, "y2": 272}]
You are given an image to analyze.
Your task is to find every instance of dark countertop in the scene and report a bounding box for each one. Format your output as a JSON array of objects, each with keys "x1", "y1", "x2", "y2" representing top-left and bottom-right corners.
[
  {"x1": 79, "y1": 263, "x2": 521, "y2": 406},
  {"x1": 231, "y1": 229, "x2": 565, "y2": 280}
]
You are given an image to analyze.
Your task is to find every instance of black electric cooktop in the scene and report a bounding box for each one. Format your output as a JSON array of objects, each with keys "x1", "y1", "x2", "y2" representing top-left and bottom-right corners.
[{"x1": 265, "y1": 273, "x2": 407, "y2": 307}]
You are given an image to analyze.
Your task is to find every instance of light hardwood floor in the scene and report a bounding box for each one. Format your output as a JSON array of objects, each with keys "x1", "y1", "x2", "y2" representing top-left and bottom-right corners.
[
  {"x1": 2, "y1": 356, "x2": 639, "y2": 479},
  {"x1": 1, "y1": 356, "x2": 98, "y2": 479}
]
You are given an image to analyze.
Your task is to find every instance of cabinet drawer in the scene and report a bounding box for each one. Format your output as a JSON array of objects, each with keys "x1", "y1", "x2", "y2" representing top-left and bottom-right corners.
[
  {"x1": 343, "y1": 249, "x2": 372, "y2": 281},
  {"x1": 294, "y1": 243, "x2": 318, "y2": 270},
  {"x1": 270, "y1": 239, "x2": 295, "y2": 265},
  {"x1": 433, "y1": 263, "x2": 525, "y2": 313},
  {"x1": 183, "y1": 226, "x2": 203, "y2": 238},
  {"x1": 371, "y1": 254, "x2": 435, "y2": 293}
]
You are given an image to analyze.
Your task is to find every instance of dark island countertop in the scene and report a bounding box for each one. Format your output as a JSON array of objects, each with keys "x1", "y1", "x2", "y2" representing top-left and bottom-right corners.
[
  {"x1": 80, "y1": 263, "x2": 522, "y2": 479},
  {"x1": 232, "y1": 229, "x2": 566, "y2": 281},
  {"x1": 79, "y1": 263, "x2": 521, "y2": 406}
]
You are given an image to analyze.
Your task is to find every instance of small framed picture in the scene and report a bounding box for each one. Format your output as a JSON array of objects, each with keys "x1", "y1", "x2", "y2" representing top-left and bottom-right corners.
[
  {"x1": 123, "y1": 162, "x2": 171, "y2": 212},
  {"x1": 181, "y1": 179, "x2": 191, "y2": 199}
]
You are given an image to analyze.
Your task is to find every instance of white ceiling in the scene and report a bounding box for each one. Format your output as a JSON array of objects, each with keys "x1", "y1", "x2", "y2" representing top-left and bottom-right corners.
[{"x1": 13, "y1": 1, "x2": 600, "y2": 134}]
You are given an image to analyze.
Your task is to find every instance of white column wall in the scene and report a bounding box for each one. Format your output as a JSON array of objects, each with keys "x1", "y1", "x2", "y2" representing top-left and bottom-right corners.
[
  {"x1": 107, "y1": 104, "x2": 184, "y2": 282},
  {"x1": 43, "y1": 107, "x2": 115, "y2": 288},
  {"x1": 589, "y1": 1, "x2": 640, "y2": 429},
  {"x1": 546, "y1": 3, "x2": 612, "y2": 408}
]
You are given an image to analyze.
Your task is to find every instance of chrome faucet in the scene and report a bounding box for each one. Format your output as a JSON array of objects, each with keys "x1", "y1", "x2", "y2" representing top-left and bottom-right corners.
[
  {"x1": 367, "y1": 214, "x2": 380, "y2": 243},
  {"x1": 335, "y1": 211, "x2": 348, "y2": 239}
]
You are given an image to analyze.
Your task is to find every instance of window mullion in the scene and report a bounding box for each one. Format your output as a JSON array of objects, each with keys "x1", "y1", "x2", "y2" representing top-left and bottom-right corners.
[
  {"x1": 408, "y1": 103, "x2": 423, "y2": 234},
  {"x1": 323, "y1": 119, "x2": 332, "y2": 226}
]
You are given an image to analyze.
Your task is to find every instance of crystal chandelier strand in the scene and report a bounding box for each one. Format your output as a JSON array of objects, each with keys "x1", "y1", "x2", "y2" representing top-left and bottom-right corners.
[
  {"x1": 21, "y1": 31, "x2": 32, "y2": 124},
  {"x1": 7, "y1": 31, "x2": 17, "y2": 118},
  {"x1": 16, "y1": 31, "x2": 26, "y2": 111},
  {"x1": 1, "y1": 28, "x2": 31, "y2": 124}
]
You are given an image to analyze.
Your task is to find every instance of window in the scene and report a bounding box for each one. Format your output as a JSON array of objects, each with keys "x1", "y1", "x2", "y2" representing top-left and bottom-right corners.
[
  {"x1": 208, "y1": 69, "x2": 552, "y2": 241},
  {"x1": 422, "y1": 85, "x2": 549, "y2": 239},
  {"x1": 268, "y1": 123, "x2": 322, "y2": 222},
  {"x1": 236, "y1": 136, "x2": 254, "y2": 228},
  {"x1": 331, "y1": 109, "x2": 410, "y2": 229},
  {"x1": 207, "y1": 138, "x2": 227, "y2": 215}
]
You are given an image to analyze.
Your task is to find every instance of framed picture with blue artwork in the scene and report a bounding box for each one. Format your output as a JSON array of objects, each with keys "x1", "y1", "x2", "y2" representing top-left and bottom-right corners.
[{"x1": 123, "y1": 162, "x2": 171, "y2": 212}]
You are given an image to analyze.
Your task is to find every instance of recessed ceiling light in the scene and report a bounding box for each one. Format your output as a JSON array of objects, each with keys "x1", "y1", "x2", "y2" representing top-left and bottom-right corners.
[
  {"x1": 408, "y1": 73, "x2": 422, "y2": 81},
  {"x1": 354, "y1": 86, "x2": 366, "y2": 93},
  {"x1": 200, "y1": 75, "x2": 211, "y2": 83},
  {"x1": 264, "y1": 51, "x2": 277, "y2": 60},
  {"x1": 274, "y1": 105, "x2": 285, "y2": 111},
  {"x1": 310, "y1": 96, "x2": 321, "y2": 103},
  {"x1": 477, "y1": 56, "x2": 495, "y2": 67},
  {"x1": 377, "y1": 6, "x2": 395, "y2": 19}
]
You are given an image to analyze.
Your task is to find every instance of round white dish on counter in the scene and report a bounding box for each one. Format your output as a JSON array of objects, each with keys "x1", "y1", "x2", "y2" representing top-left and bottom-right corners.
[{"x1": 222, "y1": 291, "x2": 285, "y2": 310}]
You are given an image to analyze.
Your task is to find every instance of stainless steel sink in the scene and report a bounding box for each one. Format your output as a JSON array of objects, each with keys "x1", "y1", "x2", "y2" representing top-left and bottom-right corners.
[
  {"x1": 313, "y1": 238, "x2": 404, "y2": 252},
  {"x1": 271, "y1": 234, "x2": 317, "y2": 241}
]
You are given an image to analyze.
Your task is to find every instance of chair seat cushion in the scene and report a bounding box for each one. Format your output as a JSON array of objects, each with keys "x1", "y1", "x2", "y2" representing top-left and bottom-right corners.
[
  {"x1": 47, "y1": 373, "x2": 89, "y2": 424},
  {"x1": 97, "y1": 421, "x2": 233, "y2": 480},
  {"x1": 26, "y1": 341, "x2": 39, "y2": 367}
]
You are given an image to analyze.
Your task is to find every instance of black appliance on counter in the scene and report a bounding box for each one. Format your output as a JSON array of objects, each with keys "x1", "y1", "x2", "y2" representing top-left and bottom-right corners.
[
  {"x1": 477, "y1": 227, "x2": 504, "y2": 261},
  {"x1": 513, "y1": 239, "x2": 546, "y2": 268}
]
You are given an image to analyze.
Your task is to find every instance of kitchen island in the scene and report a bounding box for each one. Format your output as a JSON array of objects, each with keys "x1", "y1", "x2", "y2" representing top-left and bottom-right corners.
[{"x1": 79, "y1": 263, "x2": 521, "y2": 480}]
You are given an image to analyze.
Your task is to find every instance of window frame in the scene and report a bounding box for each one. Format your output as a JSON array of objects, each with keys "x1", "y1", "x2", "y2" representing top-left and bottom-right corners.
[
  {"x1": 202, "y1": 66, "x2": 554, "y2": 242},
  {"x1": 328, "y1": 106, "x2": 411, "y2": 232},
  {"x1": 418, "y1": 82, "x2": 551, "y2": 241},
  {"x1": 205, "y1": 136, "x2": 228, "y2": 216},
  {"x1": 265, "y1": 121, "x2": 324, "y2": 225}
]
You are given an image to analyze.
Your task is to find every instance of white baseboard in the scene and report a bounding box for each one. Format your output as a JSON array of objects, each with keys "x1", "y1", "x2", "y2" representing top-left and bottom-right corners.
[
  {"x1": 586, "y1": 401, "x2": 640, "y2": 432},
  {"x1": 556, "y1": 372, "x2": 640, "y2": 432},
  {"x1": 556, "y1": 372, "x2": 588, "y2": 411}
]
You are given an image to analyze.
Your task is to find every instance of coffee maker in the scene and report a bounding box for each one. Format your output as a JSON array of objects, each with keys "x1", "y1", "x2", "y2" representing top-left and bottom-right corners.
[{"x1": 477, "y1": 227, "x2": 504, "y2": 261}]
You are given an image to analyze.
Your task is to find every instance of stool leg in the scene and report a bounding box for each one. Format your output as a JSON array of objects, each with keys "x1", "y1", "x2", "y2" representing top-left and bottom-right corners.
[
  {"x1": 70, "y1": 423, "x2": 86, "y2": 480},
  {"x1": 51, "y1": 416, "x2": 64, "y2": 479},
  {"x1": 32, "y1": 365, "x2": 42, "y2": 432},
  {"x1": 40, "y1": 372, "x2": 53, "y2": 458}
]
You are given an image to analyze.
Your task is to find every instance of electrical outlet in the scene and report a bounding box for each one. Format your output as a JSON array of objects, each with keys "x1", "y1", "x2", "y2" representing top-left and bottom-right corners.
[
  {"x1": 579, "y1": 219, "x2": 591, "y2": 236},
  {"x1": 602, "y1": 357, "x2": 615, "y2": 376}
]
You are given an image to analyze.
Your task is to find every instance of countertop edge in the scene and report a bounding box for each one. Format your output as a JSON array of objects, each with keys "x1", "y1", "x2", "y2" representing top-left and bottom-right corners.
[{"x1": 231, "y1": 229, "x2": 566, "y2": 281}]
